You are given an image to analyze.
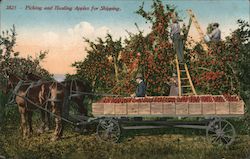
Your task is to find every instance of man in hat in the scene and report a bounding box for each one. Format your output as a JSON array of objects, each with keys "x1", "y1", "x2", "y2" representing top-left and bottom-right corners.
[
  {"x1": 131, "y1": 73, "x2": 146, "y2": 97},
  {"x1": 171, "y1": 17, "x2": 184, "y2": 63},
  {"x1": 208, "y1": 23, "x2": 221, "y2": 42}
]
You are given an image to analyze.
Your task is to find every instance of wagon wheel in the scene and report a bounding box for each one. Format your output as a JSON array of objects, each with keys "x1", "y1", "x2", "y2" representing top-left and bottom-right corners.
[
  {"x1": 206, "y1": 118, "x2": 236, "y2": 146},
  {"x1": 97, "y1": 118, "x2": 121, "y2": 143}
]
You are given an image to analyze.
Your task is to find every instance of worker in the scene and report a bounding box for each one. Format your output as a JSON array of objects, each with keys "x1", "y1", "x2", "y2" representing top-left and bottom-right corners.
[
  {"x1": 171, "y1": 17, "x2": 184, "y2": 63},
  {"x1": 131, "y1": 73, "x2": 146, "y2": 97},
  {"x1": 169, "y1": 73, "x2": 179, "y2": 96},
  {"x1": 208, "y1": 23, "x2": 221, "y2": 42}
]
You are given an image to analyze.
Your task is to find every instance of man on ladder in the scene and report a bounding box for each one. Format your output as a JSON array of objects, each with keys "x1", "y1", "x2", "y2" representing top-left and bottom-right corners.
[
  {"x1": 170, "y1": 13, "x2": 197, "y2": 96},
  {"x1": 171, "y1": 17, "x2": 184, "y2": 63}
]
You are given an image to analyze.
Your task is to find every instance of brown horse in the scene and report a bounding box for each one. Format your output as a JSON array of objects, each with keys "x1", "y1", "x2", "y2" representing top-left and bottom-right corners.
[
  {"x1": 24, "y1": 72, "x2": 52, "y2": 133},
  {"x1": 5, "y1": 73, "x2": 65, "y2": 141}
]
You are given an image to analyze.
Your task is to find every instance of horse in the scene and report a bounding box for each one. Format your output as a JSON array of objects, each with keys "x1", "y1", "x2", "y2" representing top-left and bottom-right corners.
[
  {"x1": 24, "y1": 73, "x2": 93, "y2": 132},
  {"x1": 4, "y1": 73, "x2": 65, "y2": 141},
  {"x1": 24, "y1": 72, "x2": 52, "y2": 133}
]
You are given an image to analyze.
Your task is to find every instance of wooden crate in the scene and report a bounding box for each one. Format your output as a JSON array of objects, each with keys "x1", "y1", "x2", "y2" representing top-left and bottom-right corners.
[
  {"x1": 202, "y1": 102, "x2": 216, "y2": 115},
  {"x1": 138, "y1": 103, "x2": 151, "y2": 115},
  {"x1": 176, "y1": 102, "x2": 188, "y2": 115},
  {"x1": 163, "y1": 103, "x2": 176, "y2": 115},
  {"x1": 151, "y1": 102, "x2": 163, "y2": 114},
  {"x1": 104, "y1": 103, "x2": 115, "y2": 115},
  {"x1": 127, "y1": 103, "x2": 139, "y2": 115},
  {"x1": 115, "y1": 103, "x2": 127, "y2": 115},
  {"x1": 215, "y1": 102, "x2": 229, "y2": 114},
  {"x1": 189, "y1": 103, "x2": 202, "y2": 115},
  {"x1": 92, "y1": 103, "x2": 104, "y2": 115},
  {"x1": 229, "y1": 101, "x2": 244, "y2": 114}
]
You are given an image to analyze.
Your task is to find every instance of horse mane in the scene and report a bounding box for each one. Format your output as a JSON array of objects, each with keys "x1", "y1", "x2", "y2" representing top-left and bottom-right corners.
[
  {"x1": 7, "y1": 73, "x2": 22, "y2": 84},
  {"x1": 26, "y1": 72, "x2": 42, "y2": 81}
]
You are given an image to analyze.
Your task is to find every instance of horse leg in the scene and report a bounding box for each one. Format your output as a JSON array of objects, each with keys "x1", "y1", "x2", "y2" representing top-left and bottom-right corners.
[
  {"x1": 19, "y1": 107, "x2": 28, "y2": 139},
  {"x1": 51, "y1": 102, "x2": 62, "y2": 141},
  {"x1": 27, "y1": 111, "x2": 33, "y2": 136},
  {"x1": 44, "y1": 110, "x2": 51, "y2": 131},
  {"x1": 37, "y1": 110, "x2": 46, "y2": 134}
]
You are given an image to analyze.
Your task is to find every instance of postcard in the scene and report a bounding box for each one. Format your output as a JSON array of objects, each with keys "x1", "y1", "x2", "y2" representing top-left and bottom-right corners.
[{"x1": 0, "y1": 0, "x2": 249, "y2": 159}]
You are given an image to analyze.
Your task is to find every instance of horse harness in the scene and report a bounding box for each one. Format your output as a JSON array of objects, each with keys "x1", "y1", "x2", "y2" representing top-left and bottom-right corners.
[{"x1": 8, "y1": 80, "x2": 63, "y2": 108}]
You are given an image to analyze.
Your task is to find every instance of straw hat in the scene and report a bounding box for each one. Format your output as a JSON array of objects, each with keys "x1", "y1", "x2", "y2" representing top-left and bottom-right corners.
[{"x1": 135, "y1": 73, "x2": 143, "y2": 79}]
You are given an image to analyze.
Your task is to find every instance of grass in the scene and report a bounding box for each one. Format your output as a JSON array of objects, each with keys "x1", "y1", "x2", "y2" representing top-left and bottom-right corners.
[
  {"x1": 0, "y1": 119, "x2": 250, "y2": 159},
  {"x1": 0, "y1": 95, "x2": 250, "y2": 159}
]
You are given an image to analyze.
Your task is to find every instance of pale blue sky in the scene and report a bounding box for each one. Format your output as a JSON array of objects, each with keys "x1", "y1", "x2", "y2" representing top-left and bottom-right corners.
[
  {"x1": 0, "y1": 0, "x2": 249, "y2": 74},
  {"x1": 1, "y1": 0, "x2": 249, "y2": 33}
]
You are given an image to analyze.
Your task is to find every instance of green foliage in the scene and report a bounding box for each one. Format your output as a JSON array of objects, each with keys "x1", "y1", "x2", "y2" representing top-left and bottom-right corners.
[
  {"x1": 72, "y1": 0, "x2": 178, "y2": 96},
  {"x1": 72, "y1": 34, "x2": 123, "y2": 93}
]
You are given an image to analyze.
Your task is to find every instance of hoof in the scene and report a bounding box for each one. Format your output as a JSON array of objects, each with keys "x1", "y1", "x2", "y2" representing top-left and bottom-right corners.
[
  {"x1": 37, "y1": 128, "x2": 44, "y2": 134},
  {"x1": 51, "y1": 136, "x2": 60, "y2": 142},
  {"x1": 22, "y1": 136, "x2": 28, "y2": 140},
  {"x1": 74, "y1": 127, "x2": 81, "y2": 133},
  {"x1": 44, "y1": 127, "x2": 50, "y2": 132}
]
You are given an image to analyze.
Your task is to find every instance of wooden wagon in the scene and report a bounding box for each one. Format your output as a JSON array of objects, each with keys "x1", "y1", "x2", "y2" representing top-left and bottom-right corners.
[{"x1": 90, "y1": 95, "x2": 245, "y2": 146}]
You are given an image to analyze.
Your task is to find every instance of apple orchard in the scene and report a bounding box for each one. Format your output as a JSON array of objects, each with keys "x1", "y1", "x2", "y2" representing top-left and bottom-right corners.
[{"x1": 71, "y1": 0, "x2": 250, "y2": 106}]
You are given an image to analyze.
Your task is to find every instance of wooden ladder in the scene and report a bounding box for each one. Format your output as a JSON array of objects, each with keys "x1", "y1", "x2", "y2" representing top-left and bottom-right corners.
[
  {"x1": 186, "y1": 9, "x2": 208, "y2": 51},
  {"x1": 176, "y1": 57, "x2": 197, "y2": 96}
]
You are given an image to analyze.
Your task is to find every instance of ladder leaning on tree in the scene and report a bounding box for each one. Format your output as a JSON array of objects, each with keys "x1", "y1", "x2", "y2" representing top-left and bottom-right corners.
[
  {"x1": 175, "y1": 57, "x2": 197, "y2": 96},
  {"x1": 185, "y1": 9, "x2": 208, "y2": 51},
  {"x1": 174, "y1": 9, "x2": 209, "y2": 96}
]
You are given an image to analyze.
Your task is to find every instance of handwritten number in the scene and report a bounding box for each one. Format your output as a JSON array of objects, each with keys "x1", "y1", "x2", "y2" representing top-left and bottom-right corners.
[{"x1": 6, "y1": 5, "x2": 16, "y2": 10}]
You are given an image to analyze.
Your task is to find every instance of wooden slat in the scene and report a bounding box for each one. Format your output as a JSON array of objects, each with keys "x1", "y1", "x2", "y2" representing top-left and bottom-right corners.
[
  {"x1": 163, "y1": 103, "x2": 176, "y2": 115},
  {"x1": 189, "y1": 103, "x2": 202, "y2": 115},
  {"x1": 202, "y1": 103, "x2": 216, "y2": 115},
  {"x1": 138, "y1": 103, "x2": 151, "y2": 115},
  {"x1": 176, "y1": 102, "x2": 189, "y2": 115},
  {"x1": 151, "y1": 102, "x2": 163, "y2": 114},
  {"x1": 184, "y1": 64, "x2": 197, "y2": 95},
  {"x1": 127, "y1": 103, "x2": 139, "y2": 115},
  {"x1": 215, "y1": 102, "x2": 229, "y2": 115},
  {"x1": 176, "y1": 57, "x2": 182, "y2": 96},
  {"x1": 115, "y1": 103, "x2": 127, "y2": 115},
  {"x1": 92, "y1": 103, "x2": 104, "y2": 115},
  {"x1": 229, "y1": 101, "x2": 244, "y2": 114},
  {"x1": 104, "y1": 103, "x2": 115, "y2": 115}
]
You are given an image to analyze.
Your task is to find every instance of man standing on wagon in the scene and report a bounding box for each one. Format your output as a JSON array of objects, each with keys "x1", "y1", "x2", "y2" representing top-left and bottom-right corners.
[{"x1": 131, "y1": 73, "x2": 146, "y2": 97}]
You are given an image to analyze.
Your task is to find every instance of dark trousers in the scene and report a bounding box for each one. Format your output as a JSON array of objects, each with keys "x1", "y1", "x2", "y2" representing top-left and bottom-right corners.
[{"x1": 173, "y1": 33, "x2": 184, "y2": 63}]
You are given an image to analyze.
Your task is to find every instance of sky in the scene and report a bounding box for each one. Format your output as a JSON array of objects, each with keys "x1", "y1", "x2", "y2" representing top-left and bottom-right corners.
[{"x1": 1, "y1": 0, "x2": 249, "y2": 75}]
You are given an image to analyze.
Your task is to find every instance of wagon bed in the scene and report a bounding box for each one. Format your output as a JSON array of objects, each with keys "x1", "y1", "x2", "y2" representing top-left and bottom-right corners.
[{"x1": 92, "y1": 95, "x2": 244, "y2": 117}]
